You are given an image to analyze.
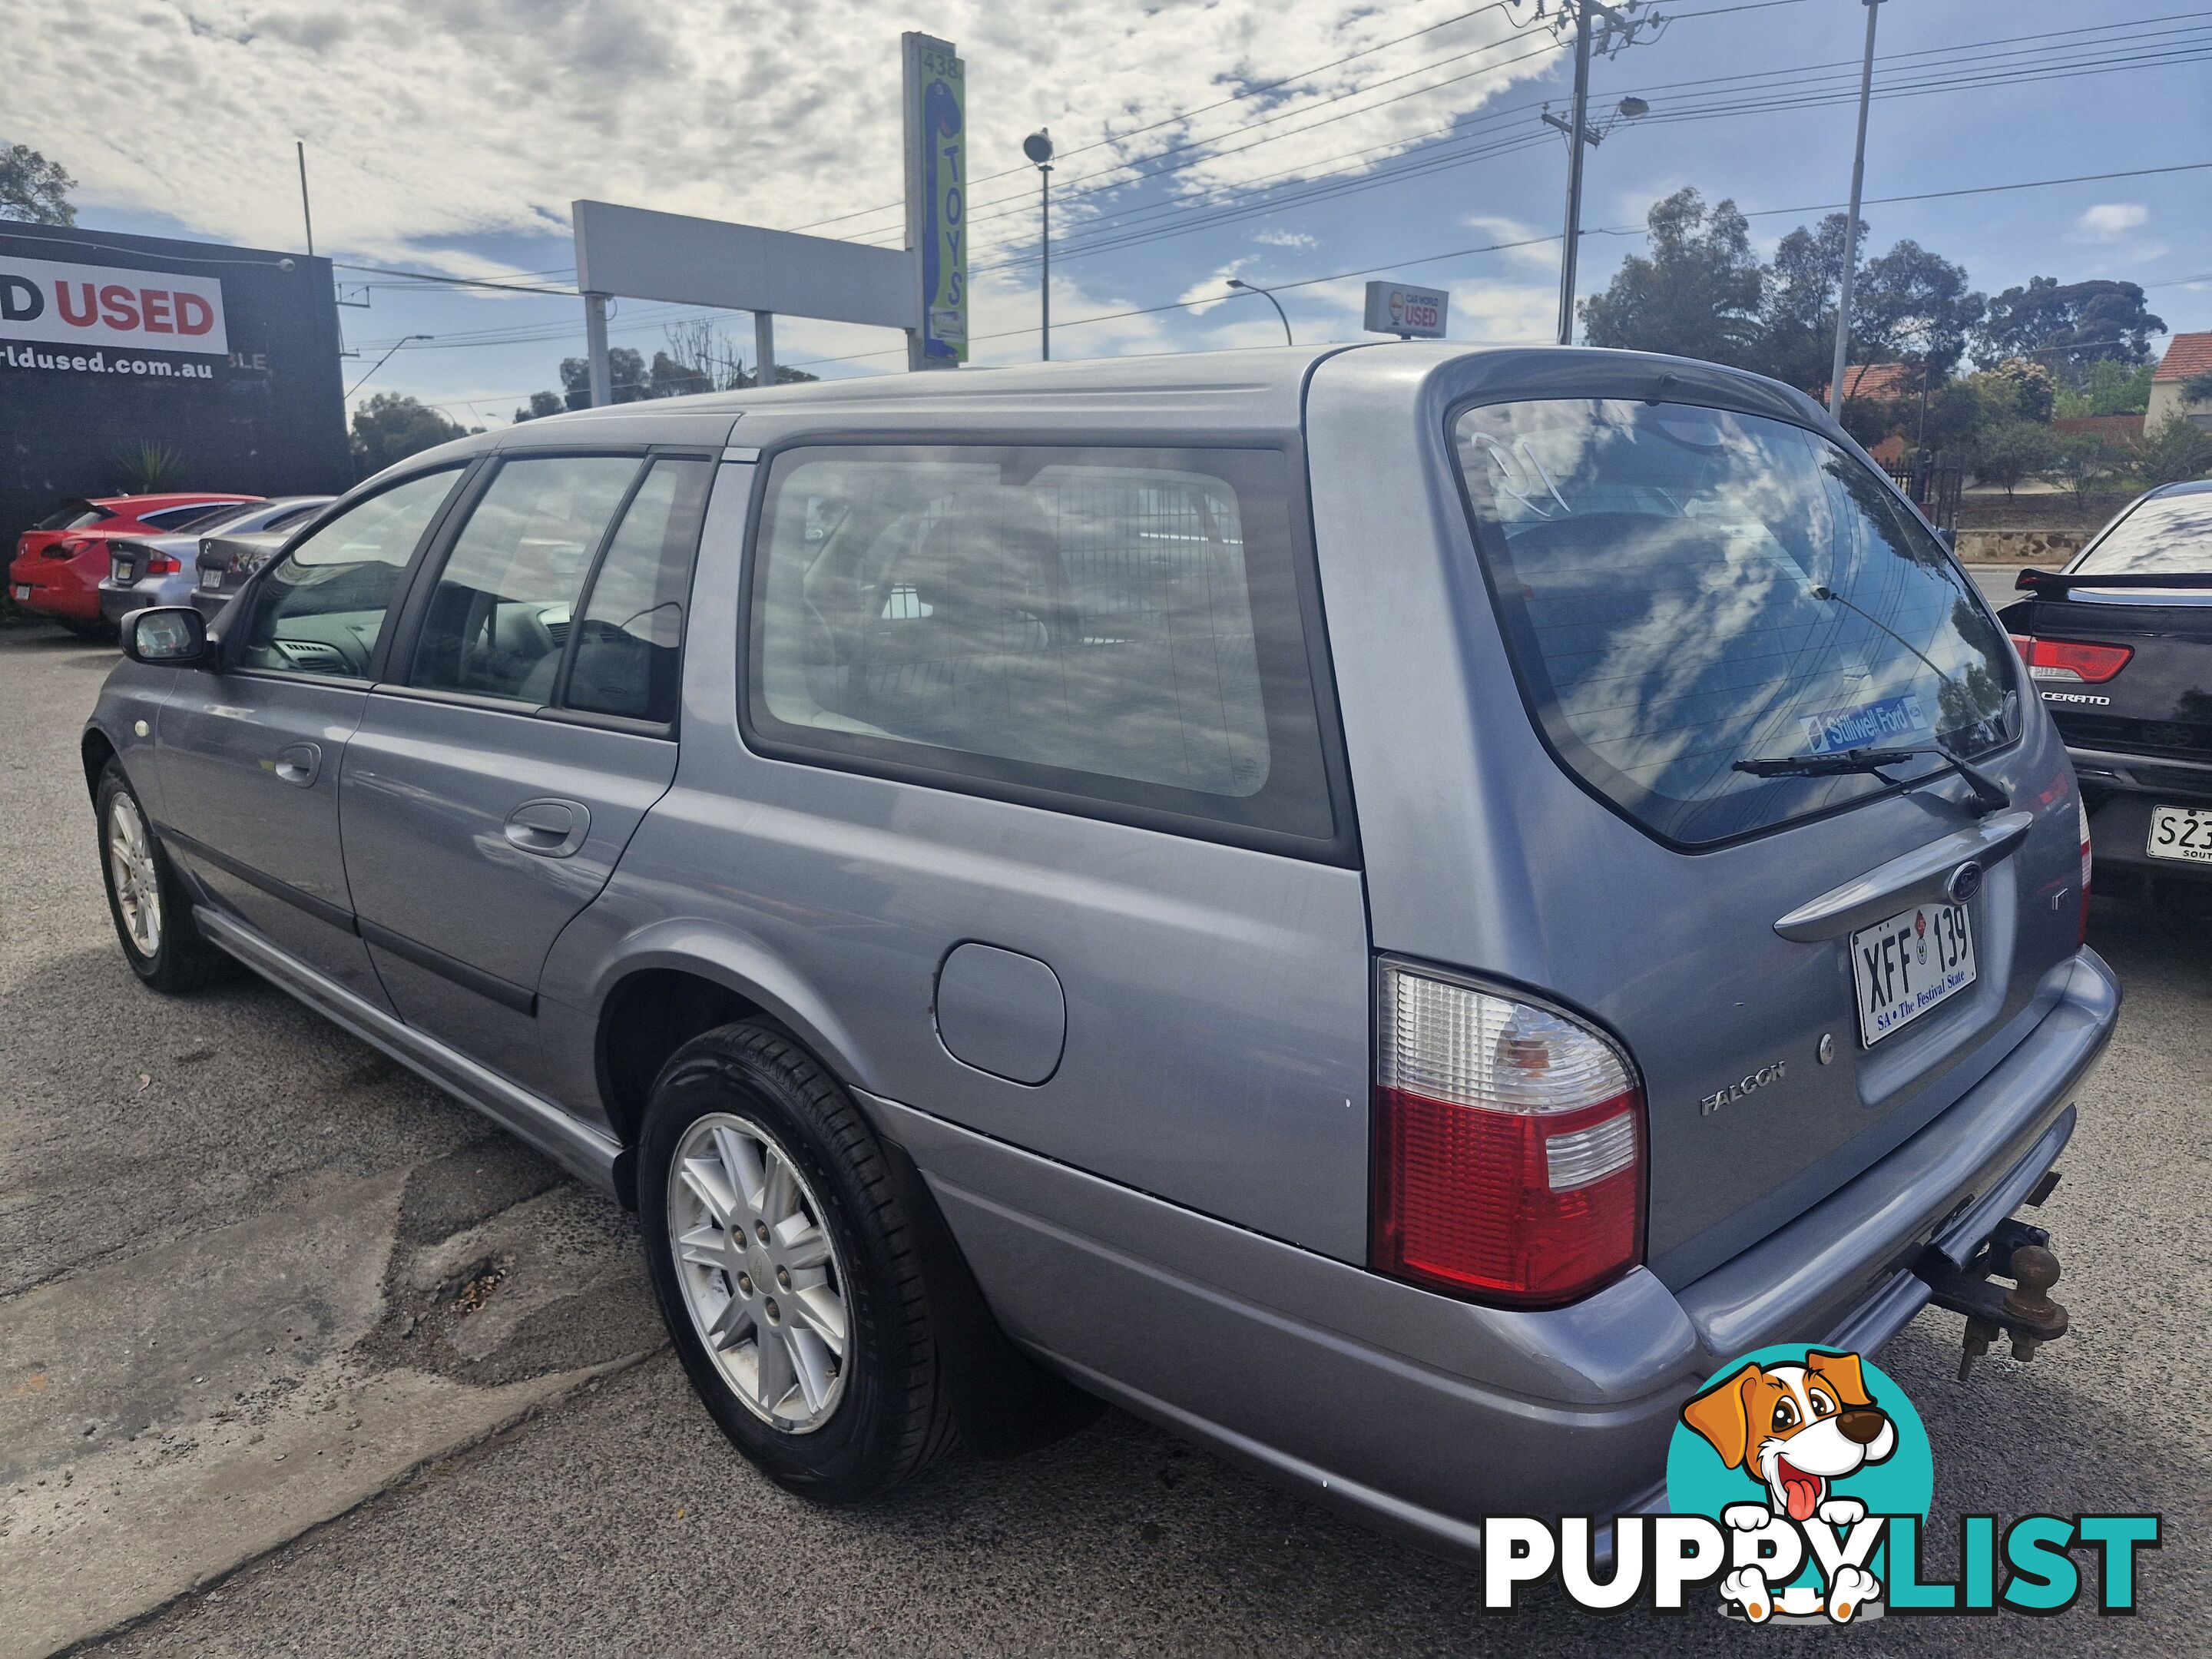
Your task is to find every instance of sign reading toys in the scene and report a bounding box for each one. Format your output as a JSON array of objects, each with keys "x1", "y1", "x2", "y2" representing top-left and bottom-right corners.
[
  {"x1": 0, "y1": 253, "x2": 230, "y2": 356},
  {"x1": 903, "y1": 32, "x2": 967, "y2": 367}
]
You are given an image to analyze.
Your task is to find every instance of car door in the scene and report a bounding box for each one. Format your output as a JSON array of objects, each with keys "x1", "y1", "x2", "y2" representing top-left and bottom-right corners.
[
  {"x1": 154, "y1": 466, "x2": 471, "y2": 1008},
  {"x1": 713, "y1": 439, "x2": 1374, "y2": 1259},
  {"x1": 339, "y1": 450, "x2": 713, "y2": 1088}
]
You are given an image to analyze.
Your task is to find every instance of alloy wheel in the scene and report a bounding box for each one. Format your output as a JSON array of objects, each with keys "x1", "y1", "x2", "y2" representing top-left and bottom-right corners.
[
  {"x1": 107, "y1": 792, "x2": 163, "y2": 958},
  {"x1": 667, "y1": 1111, "x2": 850, "y2": 1432}
]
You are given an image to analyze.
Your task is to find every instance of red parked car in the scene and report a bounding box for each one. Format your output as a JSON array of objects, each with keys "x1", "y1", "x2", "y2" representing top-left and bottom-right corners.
[{"x1": 11, "y1": 493, "x2": 259, "y2": 634}]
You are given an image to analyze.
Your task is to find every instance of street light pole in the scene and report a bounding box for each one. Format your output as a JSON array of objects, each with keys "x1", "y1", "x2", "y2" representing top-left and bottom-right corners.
[
  {"x1": 344, "y1": 333, "x2": 431, "y2": 399},
  {"x1": 1025, "y1": 130, "x2": 1055, "y2": 362},
  {"x1": 296, "y1": 141, "x2": 314, "y2": 257},
  {"x1": 1828, "y1": 0, "x2": 1882, "y2": 420},
  {"x1": 1227, "y1": 278, "x2": 1293, "y2": 346}
]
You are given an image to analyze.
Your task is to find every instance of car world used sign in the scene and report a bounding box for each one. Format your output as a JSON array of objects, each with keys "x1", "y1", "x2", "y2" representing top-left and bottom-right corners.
[
  {"x1": 1363, "y1": 280, "x2": 1449, "y2": 339},
  {"x1": 0, "y1": 253, "x2": 229, "y2": 356}
]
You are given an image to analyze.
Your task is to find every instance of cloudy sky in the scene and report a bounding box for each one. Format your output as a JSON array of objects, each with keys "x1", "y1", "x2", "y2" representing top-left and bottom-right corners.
[{"x1": 9, "y1": 0, "x2": 2207, "y2": 426}]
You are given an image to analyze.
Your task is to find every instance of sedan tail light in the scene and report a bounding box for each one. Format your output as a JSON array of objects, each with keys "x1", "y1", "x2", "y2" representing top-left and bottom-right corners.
[
  {"x1": 145, "y1": 555, "x2": 180, "y2": 575},
  {"x1": 2008, "y1": 634, "x2": 2133, "y2": 684},
  {"x1": 45, "y1": 537, "x2": 91, "y2": 560},
  {"x1": 1372, "y1": 963, "x2": 1644, "y2": 1307}
]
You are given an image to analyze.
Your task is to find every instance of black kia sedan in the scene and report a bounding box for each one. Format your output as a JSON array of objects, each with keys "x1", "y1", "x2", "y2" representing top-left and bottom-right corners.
[{"x1": 2001, "y1": 478, "x2": 2212, "y2": 899}]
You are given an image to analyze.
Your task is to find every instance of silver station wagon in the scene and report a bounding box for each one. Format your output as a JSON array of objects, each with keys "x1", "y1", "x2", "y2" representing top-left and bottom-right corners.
[{"x1": 86, "y1": 346, "x2": 2117, "y2": 1554}]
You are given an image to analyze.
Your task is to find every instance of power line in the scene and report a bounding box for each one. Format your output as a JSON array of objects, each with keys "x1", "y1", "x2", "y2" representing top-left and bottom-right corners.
[
  {"x1": 942, "y1": 10, "x2": 2212, "y2": 263},
  {"x1": 779, "y1": 160, "x2": 2212, "y2": 372},
  {"x1": 788, "y1": 1, "x2": 1536, "y2": 233}
]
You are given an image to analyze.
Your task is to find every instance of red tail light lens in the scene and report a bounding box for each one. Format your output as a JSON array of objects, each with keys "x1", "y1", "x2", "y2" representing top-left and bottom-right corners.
[
  {"x1": 2016, "y1": 636, "x2": 2133, "y2": 684},
  {"x1": 145, "y1": 555, "x2": 180, "y2": 575},
  {"x1": 1372, "y1": 964, "x2": 1644, "y2": 1307},
  {"x1": 46, "y1": 537, "x2": 90, "y2": 560}
]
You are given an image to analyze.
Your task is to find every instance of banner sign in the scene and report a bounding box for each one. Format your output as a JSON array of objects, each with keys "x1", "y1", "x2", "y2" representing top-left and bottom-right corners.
[
  {"x1": 1362, "y1": 280, "x2": 1449, "y2": 339},
  {"x1": 903, "y1": 32, "x2": 967, "y2": 366},
  {"x1": 0, "y1": 253, "x2": 229, "y2": 356}
]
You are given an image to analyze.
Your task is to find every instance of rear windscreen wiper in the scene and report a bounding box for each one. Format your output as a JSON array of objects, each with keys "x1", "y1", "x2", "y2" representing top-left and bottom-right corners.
[{"x1": 1734, "y1": 744, "x2": 2009, "y2": 816}]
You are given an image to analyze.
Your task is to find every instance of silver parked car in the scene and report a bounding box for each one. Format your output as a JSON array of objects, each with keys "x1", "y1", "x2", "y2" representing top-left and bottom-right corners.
[
  {"x1": 84, "y1": 346, "x2": 2116, "y2": 1546},
  {"x1": 101, "y1": 496, "x2": 332, "y2": 628},
  {"x1": 187, "y1": 496, "x2": 339, "y2": 621}
]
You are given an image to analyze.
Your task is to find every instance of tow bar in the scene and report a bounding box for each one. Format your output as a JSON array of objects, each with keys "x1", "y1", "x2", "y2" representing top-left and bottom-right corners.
[{"x1": 1914, "y1": 1172, "x2": 2069, "y2": 1381}]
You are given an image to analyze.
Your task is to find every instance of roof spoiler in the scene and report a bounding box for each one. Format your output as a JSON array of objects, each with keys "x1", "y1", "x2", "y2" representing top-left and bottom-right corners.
[{"x1": 2016, "y1": 567, "x2": 2212, "y2": 594}]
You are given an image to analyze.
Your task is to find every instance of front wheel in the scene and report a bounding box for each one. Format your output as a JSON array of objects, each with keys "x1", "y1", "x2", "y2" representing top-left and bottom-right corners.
[
  {"x1": 639, "y1": 1022, "x2": 959, "y2": 1501},
  {"x1": 95, "y1": 761, "x2": 231, "y2": 993}
]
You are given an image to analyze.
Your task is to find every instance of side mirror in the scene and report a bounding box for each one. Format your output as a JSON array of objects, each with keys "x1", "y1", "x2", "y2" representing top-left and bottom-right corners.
[{"x1": 121, "y1": 606, "x2": 210, "y2": 667}]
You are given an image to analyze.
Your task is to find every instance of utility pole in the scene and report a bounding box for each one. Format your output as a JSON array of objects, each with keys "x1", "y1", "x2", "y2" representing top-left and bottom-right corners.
[
  {"x1": 1554, "y1": 1, "x2": 1594, "y2": 346},
  {"x1": 1025, "y1": 131, "x2": 1055, "y2": 361},
  {"x1": 755, "y1": 311, "x2": 777, "y2": 388},
  {"x1": 1828, "y1": 0, "x2": 1882, "y2": 420},
  {"x1": 296, "y1": 141, "x2": 314, "y2": 257},
  {"x1": 1543, "y1": 2, "x2": 1651, "y2": 346}
]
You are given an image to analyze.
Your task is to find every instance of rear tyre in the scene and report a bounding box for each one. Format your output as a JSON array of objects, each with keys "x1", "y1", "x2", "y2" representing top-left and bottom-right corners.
[
  {"x1": 640, "y1": 1022, "x2": 959, "y2": 1502},
  {"x1": 94, "y1": 761, "x2": 231, "y2": 993}
]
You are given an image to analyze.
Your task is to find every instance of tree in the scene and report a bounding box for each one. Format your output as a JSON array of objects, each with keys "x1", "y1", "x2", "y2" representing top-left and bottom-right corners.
[
  {"x1": 0, "y1": 141, "x2": 75, "y2": 224},
  {"x1": 1852, "y1": 240, "x2": 1984, "y2": 382},
  {"x1": 2133, "y1": 414, "x2": 2212, "y2": 488},
  {"x1": 558, "y1": 346, "x2": 651, "y2": 407},
  {"x1": 1971, "y1": 357, "x2": 2057, "y2": 425},
  {"x1": 512, "y1": 390, "x2": 564, "y2": 424},
  {"x1": 351, "y1": 393, "x2": 466, "y2": 475},
  {"x1": 1578, "y1": 187, "x2": 1764, "y2": 367},
  {"x1": 1750, "y1": 213, "x2": 1861, "y2": 390},
  {"x1": 2048, "y1": 433, "x2": 2121, "y2": 510},
  {"x1": 2183, "y1": 371, "x2": 2212, "y2": 406},
  {"x1": 2054, "y1": 359, "x2": 2154, "y2": 418},
  {"x1": 1974, "y1": 420, "x2": 2058, "y2": 500},
  {"x1": 1975, "y1": 276, "x2": 2166, "y2": 382}
]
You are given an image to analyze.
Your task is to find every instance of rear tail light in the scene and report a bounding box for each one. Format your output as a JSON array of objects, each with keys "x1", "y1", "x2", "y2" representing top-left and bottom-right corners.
[
  {"x1": 45, "y1": 537, "x2": 89, "y2": 560},
  {"x1": 2013, "y1": 635, "x2": 2134, "y2": 684},
  {"x1": 145, "y1": 555, "x2": 180, "y2": 575},
  {"x1": 1372, "y1": 963, "x2": 1644, "y2": 1307},
  {"x1": 2078, "y1": 797, "x2": 2093, "y2": 945}
]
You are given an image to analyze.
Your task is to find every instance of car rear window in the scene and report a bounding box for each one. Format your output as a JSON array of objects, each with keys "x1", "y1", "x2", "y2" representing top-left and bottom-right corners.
[
  {"x1": 2074, "y1": 490, "x2": 2212, "y2": 575},
  {"x1": 1452, "y1": 397, "x2": 2017, "y2": 846},
  {"x1": 37, "y1": 505, "x2": 111, "y2": 531}
]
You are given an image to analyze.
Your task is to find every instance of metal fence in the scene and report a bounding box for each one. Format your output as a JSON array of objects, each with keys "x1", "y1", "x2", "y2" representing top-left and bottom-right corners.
[{"x1": 1886, "y1": 454, "x2": 1963, "y2": 535}]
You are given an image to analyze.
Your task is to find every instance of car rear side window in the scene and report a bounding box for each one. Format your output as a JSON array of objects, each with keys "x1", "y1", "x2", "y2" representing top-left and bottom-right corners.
[
  {"x1": 562, "y1": 457, "x2": 712, "y2": 724},
  {"x1": 1452, "y1": 398, "x2": 2017, "y2": 846},
  {"x1": 408, "y1": 455, "x2": 640, "y2": 703},
  {"x1": 747, "y1": 445, "x2": 1336, "y2": 845},
  {"x1": 2074, "y1": 490, "x2": 2212, "y2": 575},
  {"x1": 240, "y1": 469, "x2": 462, "y2": 679}
]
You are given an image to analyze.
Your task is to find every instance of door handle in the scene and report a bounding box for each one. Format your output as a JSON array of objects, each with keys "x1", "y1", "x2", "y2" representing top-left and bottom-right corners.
[
  {"x1": 273, "y1": 742, "x2": 321, "y2": 787},
  {"x1": 502, "y1": 798, "x2": 590, "y2": 859}
]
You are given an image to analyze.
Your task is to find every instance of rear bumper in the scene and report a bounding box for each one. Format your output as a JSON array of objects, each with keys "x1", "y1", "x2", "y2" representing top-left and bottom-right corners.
[
  {"x1": 2075, "y1": 750, "x2": 2212, "y2": 884},
  {"x1": 99, "y1": 576, "x2": 193, "y2": 625},
  {"x1": 8, "y1": 562, "x2": 100, "y2": 620},
  {"x1": 866, "y1": 947, "x2": 2119, "y2": 1561}
]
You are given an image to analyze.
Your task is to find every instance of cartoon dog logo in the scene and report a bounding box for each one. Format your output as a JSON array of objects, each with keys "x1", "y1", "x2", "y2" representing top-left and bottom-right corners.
[{"x1": 1680, "y1": 1349, "x2": 1897, "y2": 1623}]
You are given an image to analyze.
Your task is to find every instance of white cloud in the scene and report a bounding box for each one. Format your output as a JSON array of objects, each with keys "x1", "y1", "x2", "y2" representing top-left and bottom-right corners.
[
  {"x1": 1463, "y1": 212, "x2": 1558, "y2": 269},
  {"x1": 1, "y1": 0, "x2": 1562, "y2": 273},
  {"x1": 1251, "y1": 228, "x2": 1316, "y2": 248},
  {"x1": 2070, "y1": 203, "x2": 2149, "y2": 243}
]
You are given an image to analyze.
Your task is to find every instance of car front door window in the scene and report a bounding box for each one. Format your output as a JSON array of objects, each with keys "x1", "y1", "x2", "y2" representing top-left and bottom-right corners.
[{"x1": 239, "y1": 470, "x2": 462, "y2": 678}]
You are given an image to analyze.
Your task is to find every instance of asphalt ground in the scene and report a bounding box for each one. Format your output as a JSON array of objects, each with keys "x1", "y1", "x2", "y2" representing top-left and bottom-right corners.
[{"x1": 2, "y1": 609, "x2": 2204, "y2": 1657}]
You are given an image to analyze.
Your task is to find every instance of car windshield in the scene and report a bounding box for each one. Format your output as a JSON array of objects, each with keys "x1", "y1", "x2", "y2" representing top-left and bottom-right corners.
[
  {"x1": 2074, "y1": 490, "x2": 2212, "y2": 575},
  {"x1": 1452, "y1": 397, "x2": 2018, "y2": 846}
]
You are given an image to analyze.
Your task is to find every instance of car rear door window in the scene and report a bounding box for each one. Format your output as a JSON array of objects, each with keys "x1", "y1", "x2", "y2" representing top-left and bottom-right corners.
[
  {"x1": 747, "y1": 444, "x2": 1336, "y2": 845},
  {"x1": 407, "y1": 455, "x2": 641, "y2": 704},
  {"x1": 240, "y1": 469, "x2": 462, "y2": 679},
  {"x1": 560, "y1": 457, "x2": 710, "y2": 724},
  {"x1": 1452, "y1": 398, "x2": 2018, "y2": 846}
]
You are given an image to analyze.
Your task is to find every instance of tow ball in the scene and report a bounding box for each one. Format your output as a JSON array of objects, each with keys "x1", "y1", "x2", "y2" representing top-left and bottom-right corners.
[{"x1": 1914, "y1": 1204, "x2": 2070, "y2": 1383}]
